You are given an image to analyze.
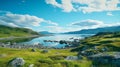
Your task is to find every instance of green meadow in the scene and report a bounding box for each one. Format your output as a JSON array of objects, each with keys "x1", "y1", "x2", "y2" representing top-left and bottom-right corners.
[{"x1": 0, "y1": 48, "x2": 92, "y2": 67}]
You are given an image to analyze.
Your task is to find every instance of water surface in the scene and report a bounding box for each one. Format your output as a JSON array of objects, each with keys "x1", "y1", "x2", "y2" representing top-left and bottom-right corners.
[{"x1": 20, "y1": 34, "x2": 94, "y2": 48}]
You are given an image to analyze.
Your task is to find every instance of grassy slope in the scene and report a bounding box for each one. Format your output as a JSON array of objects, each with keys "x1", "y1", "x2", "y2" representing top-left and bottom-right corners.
[
  {"x1": 0, "y1": 25, "x2": 39, "y2": 38},
  {"x1": 0, "y1": 48, "x2": 92, "y2": 67},
  {"x1": 1, "y1": 31, "x2": 120, "y2": 67},
  {"x1": 71, "y1": 32, "x2": 120, "y2": 52}
]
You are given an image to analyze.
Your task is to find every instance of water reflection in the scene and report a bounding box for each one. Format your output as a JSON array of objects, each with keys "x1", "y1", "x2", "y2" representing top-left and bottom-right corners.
[
  {"x1": 0, "y1": 34, "x2": 94, "y2": 48},
  {"x1": 20, "y1": 34, "x2": 94, "y2": 48}
]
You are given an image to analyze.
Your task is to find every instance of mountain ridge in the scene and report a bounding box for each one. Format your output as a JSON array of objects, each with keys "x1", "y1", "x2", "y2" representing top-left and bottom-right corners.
[
  {"x1": 64, "y1": 26, "x2": 120, "y2": 34},
  {"x1": 39, "y1": 31, "x2": 54, "y2": 34}
]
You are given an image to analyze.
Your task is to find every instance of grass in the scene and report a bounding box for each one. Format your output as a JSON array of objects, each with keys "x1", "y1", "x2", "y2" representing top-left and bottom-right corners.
[
  {"x1": 1, "y1": 32, "x2": 119, "y2": 67},
  {"x1": 0, "y1": 47, "x2": 92, "y2": 67},
  {"x1": 0, "y1": 32, "x2": 37, "y2": 38},
  {"x1": 0, "y1": 25, "x2": 40, "y2": 38},
  {"x1": 72, "y1": 32, "x2": 120, "y2": 52}
]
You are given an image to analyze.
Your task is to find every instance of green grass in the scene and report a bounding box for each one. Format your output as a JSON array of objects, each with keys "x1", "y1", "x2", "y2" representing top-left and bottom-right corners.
[
  {"x1": 0, "y1": 47, "x2": 92, "y2": 67},
  {"x1": 71, "y1": 32, "x2": 120, "y2": 52},
  {"x1": 0, "y1": 25, "x2": 40, "y2": 38}
]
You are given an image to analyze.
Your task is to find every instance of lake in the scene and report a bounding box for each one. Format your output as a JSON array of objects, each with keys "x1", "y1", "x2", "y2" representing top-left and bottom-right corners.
[{"x1": 19, "y1": 34, "x2": 94, "y2": 48}]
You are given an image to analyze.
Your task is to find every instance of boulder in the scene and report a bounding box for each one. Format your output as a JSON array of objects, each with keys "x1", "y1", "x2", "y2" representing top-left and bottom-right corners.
[
  {"x1": 29, "y1": 64, "x2": 34, "y2": 67},
  {"x1": 77, "y1": 55, "x2": 83, "y2": 60},
  {"x1": 65, "y1": 56, "x2": 78, "y2": 60},
  {"x1": 89, "y1": 52, "x2": 120, "y2": 66},
  {"x1": 9, "y1": 57, "x2": 25, "y2": 67}
]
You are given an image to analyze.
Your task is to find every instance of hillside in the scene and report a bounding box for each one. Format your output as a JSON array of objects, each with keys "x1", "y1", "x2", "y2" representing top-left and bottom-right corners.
[
  {"x1": 65, "y1": 26, "x2": 120, "y2": 34},
  {"x1": 71, "y1": 32, "x2": 120, "y2": 52},
  {"x1": 0, "y1": 32, "x2": 120, "y2": 67},
  {"x1": 0, "y1": 25, "x2": 39, "y2": 38}
]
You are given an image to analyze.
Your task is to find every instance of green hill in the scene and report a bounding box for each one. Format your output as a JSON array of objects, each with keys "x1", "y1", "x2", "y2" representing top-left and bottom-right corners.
[
  {"x1": 0, "y1": 25, "x2": 39, "y2": 38},
  {"x1": 71, "y1": 32, "x2": 120, "y2": 52}
]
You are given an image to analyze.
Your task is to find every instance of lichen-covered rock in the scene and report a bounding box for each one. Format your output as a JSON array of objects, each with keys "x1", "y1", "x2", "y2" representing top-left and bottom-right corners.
[
  {"x1": 89, "y1": 52, "x2": 120, "y2": 66},
  {"x1": 9, "y1": 57, "x2": 25, "y2": 67},
  {"x1": 65, "y1": 56, "x2": 78, "y2": 60},
  {"x1": 29, "y1": 64, "x2": 34, "y2": 67}
]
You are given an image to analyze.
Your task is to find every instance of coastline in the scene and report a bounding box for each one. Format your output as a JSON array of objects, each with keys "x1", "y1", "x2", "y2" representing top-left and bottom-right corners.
[{"x1": 0, "y1": 35, "x2": 40, "y2": 40}]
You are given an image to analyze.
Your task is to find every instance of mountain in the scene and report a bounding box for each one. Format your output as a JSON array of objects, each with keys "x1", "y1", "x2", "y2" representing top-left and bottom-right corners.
[
  {"x1": 65, "y1": 26, "x2": 120, "y2": 34},
  {"x1": 0, "y1": 25, "x2": 39, "y2": 37},
  {"x1": 39, "y1": 31, "x2": 53, "y2": 34}
]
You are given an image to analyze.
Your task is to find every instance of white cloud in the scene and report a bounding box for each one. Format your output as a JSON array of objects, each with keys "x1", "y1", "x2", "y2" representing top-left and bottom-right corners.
[
  {"x1": 104, "y1": 22, "x2": 120, "y2": 27},
  {"x1": 0, "y1": 12, "x2": 44, "y2": 27},
  {"x1": 45, "y1": 0, "x2": 75, "y2": 12},
  {"x1": 44, "y1": 20, "x2": 120, "y2": 33},
  {"x1": 45, "y1": 0, "x2": 120, "y2": 13},
  {"x1": 45, "y1": 0, "x2": 61, "y2": 8},
  {"x1": 107, "y1": 12, "x2": 113, "y2": 16},
  {"x1": 0, "y1": 12, "x2": 58, "y2": 28},
  {"x1": 67, "y1": 19, "x2": 120, "y2": 31},
  {"x1": 70, "y1": 19, "x2": 104, "y2": 27},
  {"x1": 45, "y1": 20, "x2": 58, "y2": 26},
  {"x1": 61, "y1": 0, "x2": 75, "y2": 12}
]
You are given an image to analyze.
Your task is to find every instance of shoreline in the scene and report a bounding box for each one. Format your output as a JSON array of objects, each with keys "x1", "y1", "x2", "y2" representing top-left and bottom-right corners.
[{"x1": 0, "y1": 35, "x2": 40, "y2": 40}]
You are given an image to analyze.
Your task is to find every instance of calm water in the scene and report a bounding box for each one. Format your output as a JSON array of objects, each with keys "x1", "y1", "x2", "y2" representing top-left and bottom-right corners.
[{"x1": 20, "y1": 34, "x2": 94, "y2": 48}]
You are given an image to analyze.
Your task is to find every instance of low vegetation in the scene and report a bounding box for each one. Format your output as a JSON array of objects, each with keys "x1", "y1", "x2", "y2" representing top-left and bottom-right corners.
[
  {"x1": 0, "y1": 25, "x2": 39, "y2": 38},
  {"x1": 0, "y1": 31, "x2": 120, "y2": 67},
  {"x1": 71, "y1": 32, "x2": 120, "y2": 52},
  {"x1": 0, "y1": 48, "x2": 92, "y2": 67}
]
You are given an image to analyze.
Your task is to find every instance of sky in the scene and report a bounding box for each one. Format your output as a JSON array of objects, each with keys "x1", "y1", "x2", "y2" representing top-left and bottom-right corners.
[{"x1": 0, "y1": 0, "x2": 120, "y2": 33}]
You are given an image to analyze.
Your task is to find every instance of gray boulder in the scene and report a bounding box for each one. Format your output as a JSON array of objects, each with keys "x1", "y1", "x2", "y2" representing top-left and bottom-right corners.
[
  {"x1": 65, "y1": 56, "x2": 78, "y2": 60},
  {"x1": 9, "y1": 57, "x2": 25, "y2": 67}
]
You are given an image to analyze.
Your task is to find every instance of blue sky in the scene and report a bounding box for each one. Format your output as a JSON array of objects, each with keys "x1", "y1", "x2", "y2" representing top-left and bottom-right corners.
[{"x1": 0, "y1": 0, "x2": 120, "y2": 33}]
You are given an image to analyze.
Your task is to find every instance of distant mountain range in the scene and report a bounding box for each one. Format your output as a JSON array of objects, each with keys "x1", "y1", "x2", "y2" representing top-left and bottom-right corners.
[
  {"x1": 39, "y1": 31, "x2": 53, "y2": 34},
  {"x1": 64, "y1": 26, "x2": 120, "y2": 34}
]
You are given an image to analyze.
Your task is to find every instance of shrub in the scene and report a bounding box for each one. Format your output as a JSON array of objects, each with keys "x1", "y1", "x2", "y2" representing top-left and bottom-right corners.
[
  {"x1": 49, "y1": 55, "x2": 65, "y2": 60},
  {"x1": 38, "y1": 58, "x2": 53, "y2": 64}
]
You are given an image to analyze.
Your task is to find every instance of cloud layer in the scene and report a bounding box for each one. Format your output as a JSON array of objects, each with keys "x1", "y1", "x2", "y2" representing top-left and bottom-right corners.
[
  {"x1": 70, "y1": 19, "x2": 103, "y2": 27},
  {"x1": 0, "y1": 11, "x2": 58, "y2": 28},
  {"x1": 70, "y1": 19, "x2": 120, "y2": 27},
  {"x1": 0, "y1": 11, "x2": 120, "y2": 33},
  {"x1": 45, "y1": 0, "x2": 120, "y2": 13}
]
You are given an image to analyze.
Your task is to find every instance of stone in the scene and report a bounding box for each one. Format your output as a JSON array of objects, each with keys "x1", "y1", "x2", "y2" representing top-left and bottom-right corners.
[
  {"x1": 101, "y1": 47, "x2": 108, "y2": 52},
  {"x1": 65, "y1": 56, "x2": 78, "y2": 60},
  {"x1": 13, "y1": 42, "x2": 17, "y2": 45},
  {"x1": 87, "y1": 52, "x2": 120, "y2": 66},
  {"x1": 29, "y1": 64, "x2": 34, "y2": 67},
  {"x1": 77, "y1": 55, "x2": 83, "y2": 60},
  {"x1": 9, "y1": 57, "x2": 25, "y2": 67}
]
